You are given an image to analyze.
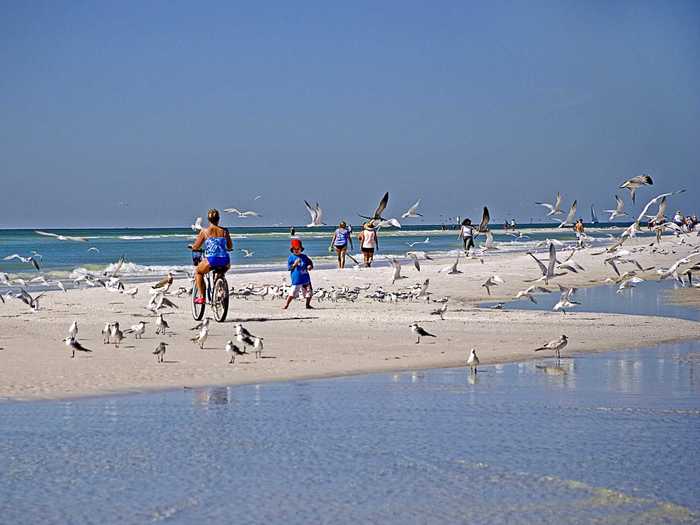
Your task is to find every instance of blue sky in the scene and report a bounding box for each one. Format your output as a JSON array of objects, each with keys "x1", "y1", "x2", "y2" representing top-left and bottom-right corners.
[{"x1": 1, "y1": 1, "x2": 698, "y2": 228}]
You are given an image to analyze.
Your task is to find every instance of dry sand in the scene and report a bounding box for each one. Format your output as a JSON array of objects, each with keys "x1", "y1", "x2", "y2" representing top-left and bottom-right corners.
[{"x1": 1, "y1": 238, "x2": 699, "y2": 401}]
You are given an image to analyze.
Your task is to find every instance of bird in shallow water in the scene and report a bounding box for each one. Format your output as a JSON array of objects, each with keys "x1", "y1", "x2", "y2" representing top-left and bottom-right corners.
[
  {"x1": 467, "y1": 348, "x2": 480, "y2": 374},
  {"x1": 534, "y1": 335, "x2": 568, "y2": 359}
]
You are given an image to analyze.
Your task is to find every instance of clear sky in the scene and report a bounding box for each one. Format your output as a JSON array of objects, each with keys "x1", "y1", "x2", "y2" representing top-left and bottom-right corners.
[{"x1": 1, "y1": 1, "x2": 698, "y2": 228}]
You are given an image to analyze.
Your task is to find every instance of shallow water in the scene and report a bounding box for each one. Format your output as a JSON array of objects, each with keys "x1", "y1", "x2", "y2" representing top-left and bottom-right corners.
[
  {"x1": 1, "y1": 340, "x2": 699, "y2": 524},
  {"x1": 484, "y1": 277, "x2": 700, "y2": 322}
]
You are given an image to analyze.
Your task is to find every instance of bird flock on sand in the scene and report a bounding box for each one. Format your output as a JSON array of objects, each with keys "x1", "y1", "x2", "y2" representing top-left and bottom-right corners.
[{"x1": 2, "y1": 175, "x2": 699, "y2": 381}]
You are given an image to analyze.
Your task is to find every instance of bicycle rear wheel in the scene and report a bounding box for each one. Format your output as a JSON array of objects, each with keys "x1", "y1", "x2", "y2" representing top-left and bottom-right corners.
[
  {"x1": 211, "y1": 275, "x2": 229, "y2": 322},
  {"x1": 192, "y1": 282, "x2": 206, "y2": 321}
]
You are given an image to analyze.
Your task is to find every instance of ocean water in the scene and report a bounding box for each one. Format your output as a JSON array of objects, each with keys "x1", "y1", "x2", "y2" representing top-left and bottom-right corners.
[
  {"x1": 1, "y1": 280, "x2": 699, "y2": 523},
  {"x1": 0, "y1": 223, "x2": 636, "y2": 280}
]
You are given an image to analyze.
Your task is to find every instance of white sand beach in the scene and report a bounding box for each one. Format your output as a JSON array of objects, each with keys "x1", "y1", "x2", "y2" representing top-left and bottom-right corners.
[{"x1": 1, "y1": 238, "x2": 699, "y2": 401}]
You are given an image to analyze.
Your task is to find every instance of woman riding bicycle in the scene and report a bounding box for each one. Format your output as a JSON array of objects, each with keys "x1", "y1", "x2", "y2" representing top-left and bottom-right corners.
[{"x1": 191, "y1": 209, "x2": 233, "y2": 305}]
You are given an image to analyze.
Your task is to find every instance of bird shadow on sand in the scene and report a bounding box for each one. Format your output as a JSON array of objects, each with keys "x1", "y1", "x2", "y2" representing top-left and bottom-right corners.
[
  {"x1": 223, "y1": 316, "x2": 320, "y2": 323},
  {"x1": 161, "y1": 360, "x2": 179, "y2": 364}
]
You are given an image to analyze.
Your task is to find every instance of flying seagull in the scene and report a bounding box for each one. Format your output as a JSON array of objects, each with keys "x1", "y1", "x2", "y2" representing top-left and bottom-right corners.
[
  {"x1": 603, "y1": 195, "x2": 628, "y2": 221},
  {"x1": 304, "y1": 201, "x2": 325, "y2": 227},
  {"x1": 619, "y1": 175, "x2": 653, "y2": 204},
  {"x1": 556, "y1": 200, "x2": 577, "y2": 228},
  {"x1": 535, "y1": 192, "x2": 564, "y2": 216},
  {"x1": 224, "y1": 208, "x2": 262, "y2": 218},
  {"x1": 359, "y1": 192, "x2": 389, "y2": 224},
  {"x1": 401, "y1": 199, "x2": 422, "y2": 219}
]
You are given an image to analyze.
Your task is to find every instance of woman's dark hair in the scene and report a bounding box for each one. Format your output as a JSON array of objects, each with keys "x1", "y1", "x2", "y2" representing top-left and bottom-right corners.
[{"x1": 208, "y1": 209, "x2": 220, "y2": 225}]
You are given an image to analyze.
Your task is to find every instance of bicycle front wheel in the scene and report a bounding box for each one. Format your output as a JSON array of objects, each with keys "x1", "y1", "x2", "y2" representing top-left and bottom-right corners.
[
  {"x1": 211, "y1": 276, "x2": 229, "y2": 322},
  {"x1": 192, "y1": 282, "x2": 206, "y2": 321}
]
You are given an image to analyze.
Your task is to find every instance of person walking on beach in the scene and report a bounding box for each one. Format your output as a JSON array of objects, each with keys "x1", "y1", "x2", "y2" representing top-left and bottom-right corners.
[
  {"x1": 458, "y1": 218, "x2": 475, "y2": 254},
  {"x1": 574, "y1": 218, "x2": 585, "y2": 248},
  {"x1": 191, "y1": 209, "x2": 233, "y2": 305},
  {"x1": 329, "y1": 221, "x2": 353, "y2": 269},
  {"x1": 283, "y1": 238, "x2": 314, "y2": 309},
  {"x1": 358, "y1": 222, "x2": 379, "y2": 267}
]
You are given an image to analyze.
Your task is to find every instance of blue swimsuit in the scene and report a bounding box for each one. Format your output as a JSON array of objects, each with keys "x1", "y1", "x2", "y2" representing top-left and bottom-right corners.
[{"x1": 204, "y1": 237, "x2": 230, "y2": 268}]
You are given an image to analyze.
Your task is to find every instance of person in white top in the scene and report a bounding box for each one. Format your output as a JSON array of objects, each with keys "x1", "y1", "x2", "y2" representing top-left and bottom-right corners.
[
  {"x1": 458, "y1": 218, "x2": 475, "y2": 253},
  {"x1": 358, "y1": 222, "x2": 379, "y2": 267}
]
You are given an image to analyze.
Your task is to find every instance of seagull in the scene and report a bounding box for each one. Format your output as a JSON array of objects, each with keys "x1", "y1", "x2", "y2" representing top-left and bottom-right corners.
[
  {"x1": 191, "y1": 217, "x2": 203, "y2": 231},
  {"x1": 527, "y1": 242, "x2": 563, "y2": 284},
  {"x1": 535, "y1": 192, "x2": 564, "y2": 216},
  {"x1": 152, "y1": 273, "x2": 173, "y2": 290},
  {"x1": 304, "y1": 201, "x2": 325, "y2": 227},
  {"x1": 87, "y1": 247, "x2": 100, "y2": 253},
  {"x1": 102, "y1": 322, "x2": 113, "y2": 344},
  {"x1": 439, "y1": 253, "x2": 462, "y2": 274},
  {"x1": 3, "y1": 254, "x2": 41, "y2": 271},
  {"x1": 406, "y1": 252, "x2": 422, "y2": 271},
  {"x1": 617, "y1": 276, "x2": 644, "y2": 293},
  {"x1": 124, "y1": 321, "x2": 147, "y2": 339},
  {"x1": 553, "y1": 286, "x2": 580, "y2": 314},
  {"x1": 387, "y1": 257, "x2": 404, "y2": 284},
  {"x1": 603, "y1": 195, "x2": 628, "y2": 220},
  {"x1": 240, "y1": 249, "x2": 254, "y2": 257},
  {"x1": 359, "y1": 192, "x2": 389, "y2": 223},
  {"x1": 534, "y1": 335, "x2": 568, "y2": 359},
  {"x1": 481, "y1": 230, "x2": 498, "y2": 251},
  {"x1": 373, "y1": 218, "x2": 400, "y2": 229},
  {"x1": 482, "y1": 275, "x2": 505, "y2": 295},
  {"x1": 224, "y1": 207, "x2": 262, "y2": 218},
  {"x1": 68, "y1": 321, "x2": 78, "y2": 339},
  {"x1": 56, "y1": 281, "x2": 67, "y2": 293},
  {"x1": 406, "y1": 237, "x2": 430, "y2": 248},
  {"x1": 110, "y1": 322, "x2": 124, "y2": 347},
  {"x1": 430, "y1": 303, "x2": 448, "y2": 320},
  {"x1": 646, "y1": 196, "x2": 668, "y2": 225},
  {"x1": 476, "y1": 206, "x2": 490, "y2": 233},
  {"x1": 515, "y1": 285, "x2": 551, "y2": 303},
  {"x1": 13, "y1": 289, "x2": 45, "y2": 311},
  {"x1": 153, "y1": 342, "x2": 167, "y2": 363},
  {"x1": 467, "y1": 348, "x2": 480, "y2": 373},
  {"x1": 556, "y1": 200, "x2": 577, "y2": 228},
  {"x1": 225, "y1": 340, "x2": 246, "y2": 364},
  {"x1": 64, "y1": 337, "x2": 92, "y2": 358},
  {"x1": 124, "y1": 287, "x2": 138, "y2": 298},
  {"x1": 191, "y1": 325, "x2": 209, "y2": 349},
  {"x1": 401, "y1": 199, "x2": 422, "y2": 219},
  {"x1": 409, "y1": 322, "x2": 436, "y2": 344},
  {"x1": 155, "y1": 314, "x2": 169, "y2": 334},
  {"x1": 620, "y1": 175, "x2": 653, "y2": 204},
  {"x1": 35, "y1": 230, "x2": 88, "y2": 242},
  {"x1": 252, "y1": 336, "x2": 264, "y2": 359}
]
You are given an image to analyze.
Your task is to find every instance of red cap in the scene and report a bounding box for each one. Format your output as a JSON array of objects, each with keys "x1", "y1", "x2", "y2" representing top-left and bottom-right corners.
[{"x1": 290, "y1": 238, "x2": 303, "y2": 250}]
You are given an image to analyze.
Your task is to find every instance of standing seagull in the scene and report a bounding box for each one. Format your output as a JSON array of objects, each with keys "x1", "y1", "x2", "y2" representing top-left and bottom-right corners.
[
  {"x1": 467, "y1": 348, "x2": 480, "y2": 374},
  {"x1": 252, "y1": 336, "x2": 264, "y2": 359},
  {"x1": 155, "y1": 314, "x2": 169, "y2": 335},
  {"x1": 430, "y1": 303, "x2": 448, "y2": 320},
  {"x1": 110, "y1": 322, "x2": 124, "y2": 348},
  {"x1": 225, "y1": 340, "x2": 246, "y2": 364},
  {"x1": 304, "y1": 201, "x2": 325, "y2": 227},
  {"x1": 153, "y1": 342, "x2": 167, "y2": 363},
  {"x1": 620, "y1": 175, "x2": 653, "y2": 204},
  {"x1": 102, "y1": 322, "x2": 113, "y2": 344},
  {"x1": 191, "y1": 325, "x2": 209, "y2": 349},
  {"x1": 534, "y1": 335, "x2": 568, "y2": 359},
  {"x1": 409, "y1": 322, "x2": 436, "y2": 344},
  {"x1": 401, "y1": 199, "x2": 422, "y2": 219},
  {"x1": 603, "y1": 195, "x2": 628, "y2": 220},
  {"x1": 124, "y1": 321, "x2": 147, "y2": 339},
  {"x1": 64, "y1": 337, "x2": 92, "y2": 358},
  {"x1": 68, "y1": 321, "x2": 79, "y2": 339},
  {"x1": 535, "y1": 192, "x2": 564, "y2": 216}
]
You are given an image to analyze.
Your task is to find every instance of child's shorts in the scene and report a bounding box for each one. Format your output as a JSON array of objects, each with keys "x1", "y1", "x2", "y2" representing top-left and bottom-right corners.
[{"x1": 288, "y1": 283, "x2": 313, "y2": 299}]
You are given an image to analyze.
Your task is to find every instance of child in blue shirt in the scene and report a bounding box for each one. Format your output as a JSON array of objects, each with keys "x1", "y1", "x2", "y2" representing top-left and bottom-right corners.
[{"x1": 283, "y1": 238, "x2": 314, "y2": 309}]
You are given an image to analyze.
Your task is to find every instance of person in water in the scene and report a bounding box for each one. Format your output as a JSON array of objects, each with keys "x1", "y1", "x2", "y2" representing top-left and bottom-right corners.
[{"x1": 191, "y1": 209, "x2": 233, "y2": 304}]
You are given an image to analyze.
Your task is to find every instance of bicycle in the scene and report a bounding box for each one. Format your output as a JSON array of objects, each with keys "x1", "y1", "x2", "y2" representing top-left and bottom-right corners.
[{"x1": 190, "y1": 249, "x2": 230, "y2": 322}]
